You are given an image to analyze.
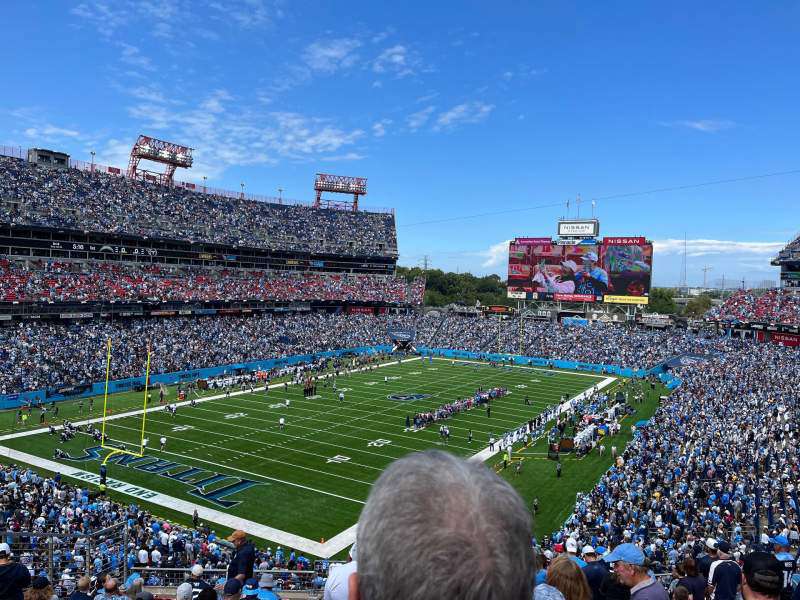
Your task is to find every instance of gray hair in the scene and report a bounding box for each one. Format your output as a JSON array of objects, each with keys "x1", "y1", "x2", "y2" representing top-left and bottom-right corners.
[{"x1": 356, "y1": 450, "x2": 533, "y2": 600}]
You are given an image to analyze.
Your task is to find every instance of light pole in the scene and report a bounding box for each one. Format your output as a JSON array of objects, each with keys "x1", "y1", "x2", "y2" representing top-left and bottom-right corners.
[
  {"x1": 278, "y1": 187, "x2": 283, "y2": 204},
  {"x1": 240, "y1": 182, "x2": 245, "y2": 199},
  {"x1": 203, "y1": 176, "x2": 207, "y2": 194},
  {"x1": 90, "y1": 151, "x2": 95, "y2": 174}
]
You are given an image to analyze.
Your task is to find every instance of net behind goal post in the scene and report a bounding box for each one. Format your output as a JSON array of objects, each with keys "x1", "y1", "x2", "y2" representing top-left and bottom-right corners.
[{"x1": 99, "y1": 338, "x2": 152, "y2": 464}]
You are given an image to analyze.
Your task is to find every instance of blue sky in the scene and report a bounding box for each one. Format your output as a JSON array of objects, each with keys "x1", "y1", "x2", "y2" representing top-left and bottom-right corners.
[{"x1": 2, "y1": 1, "x2": 799, "y2": 287}]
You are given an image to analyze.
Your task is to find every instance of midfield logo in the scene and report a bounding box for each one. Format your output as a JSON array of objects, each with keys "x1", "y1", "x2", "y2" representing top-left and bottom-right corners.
[
  {"x1": 387, "y1": 393, "x2": 432, "y2": 402},
  {"x1": 63, "y1": 445, "x2": 261, "y2": 508}
]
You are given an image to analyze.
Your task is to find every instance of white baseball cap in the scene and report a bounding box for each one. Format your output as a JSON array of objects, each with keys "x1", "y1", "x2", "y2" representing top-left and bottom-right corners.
[
  {"x1": 191, "y1": 564, "x2": 203, "y2": 577},
  {"x1": 0, "y1": 543, "x2": 12, "y2": 557},
  {"x1": 582, "y1": 545, "x2": 596, "y2": 556},
  {"x1": 705, "y1": 538, "x2": 718, "y2": 550},
  {"x1": 565, "y1": 538, "x2": 579, "y2": 553}
]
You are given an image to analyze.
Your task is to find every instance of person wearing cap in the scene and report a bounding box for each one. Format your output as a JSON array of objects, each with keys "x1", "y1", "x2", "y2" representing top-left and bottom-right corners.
[
  {"x1": 226, "y1": 530, "x2": 255, "y2": 584},
  {"x1": 94, "y1": 578, "x2": 126, "y2": 600},
  {"x1": 581, "y1": 546, "x2": 610, "y2": 600},
  {"x1": 189, "y1": 564, "x2": 212, "y2": 600},
  {"x1": 575, "y1": 252, "x2": 608, "y2": 296},
  {"x1": 241, "y1": 578, "x2": 259, "y2": 598},
  {"x1": 708, "y1": 541, "x2": 741, "y2": 600},
  {"x1": 742, "y1": 552, "x2": 783, "y2": 600},
  {"x1": 532, "y1": 261, "x2": 577, "y2": 294},
  {"x1": 256, "y1": 573, "x2": 281, "y2": 600},
  {"x1": 604, "y1": 543, "x2": 668, "y2": 600},
  {"x1": 565, "y1": 539, "x2": 587, "y2": 568},
  {"x1": 176, "y1": 582, "x2": 194, "y2": 600},
  {"x1": 768, "y1": 535, "x2": 795, "y2": 600},
  {"x1": 0, "y1": 542, "x2": 31, "y2": 600},
  {"x1": 324, "y1": 542, "x2": 357, "y2": 600},
  {"x1": 697, "y1": 538, "x2": 719, "y2": 580},
  {"x1": 222, "y1": 578, "x2": 242, "y2": 600}
]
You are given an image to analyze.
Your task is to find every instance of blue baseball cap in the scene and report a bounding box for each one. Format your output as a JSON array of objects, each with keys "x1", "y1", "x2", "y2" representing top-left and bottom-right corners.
[
  {"x1": 769, "y1": 535, "x2": 790, "y2": 547},
  {"x1": 604, "y1": 543, "x2": 645, "y2": 566},
  {"x1": 596, "y1": 546, "x2": 607, "y2": 555},
  {"x1": 242, "y1": 578, "x2": 259, "y2": 596}
]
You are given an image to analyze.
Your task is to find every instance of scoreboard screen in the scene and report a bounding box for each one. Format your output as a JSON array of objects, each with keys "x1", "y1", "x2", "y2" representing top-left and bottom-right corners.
[{"x1": 508, "y1": 237, "x2": 652, "y2": 304}]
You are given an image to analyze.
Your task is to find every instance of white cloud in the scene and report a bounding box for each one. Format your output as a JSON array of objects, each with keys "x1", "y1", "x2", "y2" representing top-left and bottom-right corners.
[
  {"x1": 373, "y1": 44, "x2": 416, "y2": 77},
  {"x1": 119, "y1": 43, "x2": 154, "y2": 71},
  {"x1": 653, "y1": 239, "x2": 784, "y2": 256},
  {"x1": 434, "y1": 101, "x2": 494, "y2": 131},
  {"x1": 407, "y1": 106, "x2": 435, "y2": 131},
  {"x1": 664, "y1": 119, "x2": 736, "y2": 133},
  {"x1": 23, "y1": 125, "x2": 81, "y2": 139},
  {"x1": 70, "y1": 2, "x2": 128, "y2": 37},
  {"x1": 372, "y1": 119, "x2": 391, "y2": 137},
  {"x1": 321, "y1": 152, "x2": 366, "y2": 162},
  {"x1": 303, "y1": 38, "x2": 362, "y2": 73},
  {"x1": 479, "y1": 239, "x2": 513, "y2": 268}
]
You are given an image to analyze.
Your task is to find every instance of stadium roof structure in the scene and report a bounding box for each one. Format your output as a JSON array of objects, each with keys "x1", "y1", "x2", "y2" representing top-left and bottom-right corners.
[
  {"x1": 771, "y1": 231, "x2": 800, "y2": 266},
  {"x1": 314, "y1": 173, "x2": 367, "y2": 211}
]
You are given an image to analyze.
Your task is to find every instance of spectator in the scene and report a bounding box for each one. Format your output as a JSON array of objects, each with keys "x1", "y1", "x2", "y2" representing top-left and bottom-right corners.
[
  {"x1": 582, "y1": 547, "x2": 610, "y2": 600},
  {"x1": 546, "y1": 556, "x2": 592, "y2": 600},
  {"x1": 95, "y1": 578, "x2": 126, "y2": 600},
  {"x1": 323, "y1": 543, "x2": 356, "y2": 600},
  {"x1": 741, "y1": 553, "x2": 783, "y2": 600},
  {"x1": 68, "y1": 577, "x2": 92, "y2": 600},
  {"x1": 603, "y1": 544, "x2": 668, "y2": 600},
  {"x1": 708, "y1": 541, "x2": 742, "y2": 600},
  {"x1": 256, "y1": 574, "x2": 281, "y2": 600},
  {"x1": 222, "y1": 578, "x2": 243, "y2": 600},
  {"x1": 351, "y1": 450, "x2": 533, "y2": 600},
  {"x1": 124, "y1": 578, "x2": 143, "y2": 600},
  {"x1": 24, "y1": 576, "x2": 57, "y2": 600},
  {"x1": 0, "y1": 542, "x2": 31, "y2": 600},
  {"x1": 176, "y1": 582, "x2": 194, "y2": 600},
  {"x1": 676, "y1": 558, "x2": 706, "y2": 600},
  {"x1": 226, "y1": 531, "x2": 256, "y2": 584},
  {"x1": 189, "y1": 564, "x2": 212, "y2": 599}
]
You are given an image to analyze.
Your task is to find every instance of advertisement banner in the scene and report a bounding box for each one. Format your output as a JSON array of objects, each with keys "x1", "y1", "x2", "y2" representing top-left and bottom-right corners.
[
  {"x1": 602, "y1": 237, "x2": 646, "y2": 245},
  {"x1": 507, "y1": 291, "x2": 527, "y2": 299},
  {"x1": 603, "y1": 295, "x2": 650, "y2": 305},
  {"x1": 60, "y1": 312, "x2": 94, "y2": 319},
  {"x1": 772, "y1": 332, "x2": 800, "y2": 347},
  {"x1": 514, "y1": 237, "x2": 552, "y2": 245},
  {"x1": 554, "y1": 293, "x2": 597, "y2": 302},
  {"x1": 557, "y1": 220, "x2": 599, "y2": 237}
]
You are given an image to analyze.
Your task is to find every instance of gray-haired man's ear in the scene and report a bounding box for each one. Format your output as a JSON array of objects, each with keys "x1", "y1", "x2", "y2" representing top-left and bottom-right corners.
[{"x1": 348, "y1": 572, "x2": 359, "y2": 600}]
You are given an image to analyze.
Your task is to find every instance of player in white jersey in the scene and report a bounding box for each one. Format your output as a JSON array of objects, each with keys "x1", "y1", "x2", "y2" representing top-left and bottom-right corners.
[
  {"x1": 160, "y1": 436, "x2": 167, "y2": 451},
  {"x1": 285, "y1": 398, "x2": 290, "y2": 408},
  {"x1": 279, "y1": 417, "x2": 285, "y2": 431},
  {"x1": 142, "y1": 438, "x2": 149, "y2": 450},
  {"x1": 338, "y1": 391, "x2": 344, "y2": 403}
]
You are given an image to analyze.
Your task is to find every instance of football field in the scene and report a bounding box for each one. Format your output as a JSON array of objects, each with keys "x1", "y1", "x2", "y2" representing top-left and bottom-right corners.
[{"x1": 0, "y1": 356, "x2": 625, "y2": 556}]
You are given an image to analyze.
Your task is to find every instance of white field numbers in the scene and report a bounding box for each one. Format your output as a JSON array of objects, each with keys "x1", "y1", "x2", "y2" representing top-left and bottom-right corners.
[
  {"x1": 224, "y1": 412, "x2": 247, "y2": 419},
  {"x1": 367, "y1": 439, "x2": 392, "y2": 447},
  {"x1": 327, "y1": 455, "x2": 350, "y2": 464}
]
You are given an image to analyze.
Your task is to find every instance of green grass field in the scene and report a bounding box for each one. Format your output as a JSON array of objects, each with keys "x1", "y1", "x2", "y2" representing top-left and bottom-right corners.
[{"x1": 0, "y1": 356, "x2": 663, "y2": 553}]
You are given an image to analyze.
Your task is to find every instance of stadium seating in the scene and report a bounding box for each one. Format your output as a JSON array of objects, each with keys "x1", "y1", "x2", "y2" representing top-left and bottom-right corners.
[
  {"x1": 0, "y1": 155, "x2": 397, "y2": 257},
  {"x1": 0, "y1": 258, "x2": 425, "y2": 305},
  {"x1": 706, "y1": 289, "x2": 800, "y2": 325}
]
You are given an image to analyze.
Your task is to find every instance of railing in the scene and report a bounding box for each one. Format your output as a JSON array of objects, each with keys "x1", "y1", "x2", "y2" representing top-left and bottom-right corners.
[
  {"x1": 0, "y1": 145, "x2": 395, "y2": 215},
  {"x1": 133, "y1": 567, "x2": 327, "y2": 592},
  {"x1": 0, "y1": 522, "x2": 127, "y2": 582}
]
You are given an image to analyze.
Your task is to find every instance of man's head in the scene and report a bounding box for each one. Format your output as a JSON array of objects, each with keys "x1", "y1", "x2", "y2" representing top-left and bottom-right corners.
[
  {"x1": 716, "y1": 540, "x2": 732, "y2": 559},
  {"x1": 259, "y1": 574, "x2": 274, "y2": 589},
  {"x1": 227, "y1": 530, "x2": 247, "y2": 547},
  {"x1": 0, "y1": 542, "x2": 12, "y2": 562},
  {"x1": 582, "y1": 545, "x2": 597, "y2": 561},
  {"x1": 104, "y1": 578, "x2": 120, "y2": 593},
  {"x1": 191, "y1": 564, "x2": 204, "y2": 579},
  {"x1": 242, "y1": 578, "x2": 259, "y2": 597},
  {"x1": 768, "y1": 535, "x2": 790, "y2": 553},
  {"x1": 705, "y1": 538, "x2": 719, "y2": 556},
  {"x1": 76, "y1": 576, "x2": 90, "y2": 592},
  {"x1": 742, "y1": 552, "x2": 782, "y2": 600},
  {"x1": 604, "y1": 543, "x2": 648, "y2": 588},
  {"x1": 223, "y1": 578, "x2": 243, "y2": 600},
  {"x1": 565, "y1": 538, "x2": 579, "y2": 556},
  {"x1": 353, "y1": 450, "x2": 533, "y2": 600},
  {"x1": 176, "y1": 582, "x2": 194, "y2": 600}
]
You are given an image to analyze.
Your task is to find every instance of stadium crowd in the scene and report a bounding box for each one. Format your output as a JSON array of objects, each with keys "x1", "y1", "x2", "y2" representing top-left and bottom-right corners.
[
  {"x1": 706, "y1": 289, "x2": 800, "y2": 326},
  {"x1": 0, "y1": 156, "x2": 397, "y2": 257},
  {"x1": 0, "y1": 258, "x2": 425, "y2": 306},
  {"x1": 0, "y1": 324, "x2": 797, "y2": 600},
  {"x1": 0, "y1": 314, "x2": 729, "y2": 395}
]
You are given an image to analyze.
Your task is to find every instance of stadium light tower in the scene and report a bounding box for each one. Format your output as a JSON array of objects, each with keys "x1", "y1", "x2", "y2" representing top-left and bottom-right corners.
[
  {"x1": 314, "y1": 173, "x2": 367, "y2": 211},
  {"x1": 127, "y1": 135, "x2": 193, "y2": 185}
]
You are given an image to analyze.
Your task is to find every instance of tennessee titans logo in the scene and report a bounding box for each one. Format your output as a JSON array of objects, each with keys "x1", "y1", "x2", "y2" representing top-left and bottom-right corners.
[{"x1": 387, "y1": 393, "x2": 431, "y2": 402}]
